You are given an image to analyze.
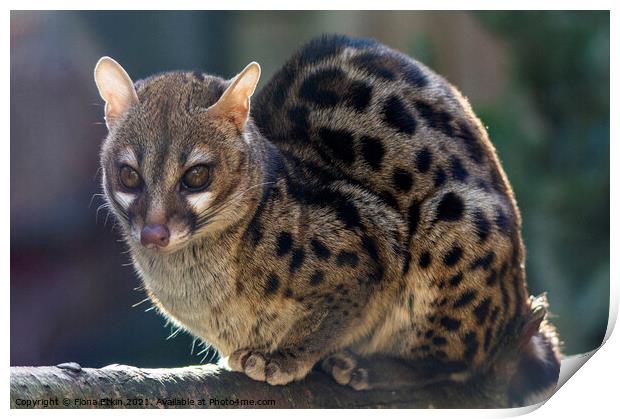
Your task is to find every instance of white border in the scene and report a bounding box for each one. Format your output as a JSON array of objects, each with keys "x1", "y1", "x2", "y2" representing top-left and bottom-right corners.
[{"x1": 4, "y1": 3, "x2": 616, "y2": 418}]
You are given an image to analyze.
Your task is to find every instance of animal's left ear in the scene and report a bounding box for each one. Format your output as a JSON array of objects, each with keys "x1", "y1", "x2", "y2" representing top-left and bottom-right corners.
[{"x1": 208, "y1": 62, "x2": 261, "y2": 129}]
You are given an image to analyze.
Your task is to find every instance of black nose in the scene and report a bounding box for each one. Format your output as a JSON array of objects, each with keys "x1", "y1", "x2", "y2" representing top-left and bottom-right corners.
[{"x1": 141, "y1": 224, "x2": 170, "y2": 248}]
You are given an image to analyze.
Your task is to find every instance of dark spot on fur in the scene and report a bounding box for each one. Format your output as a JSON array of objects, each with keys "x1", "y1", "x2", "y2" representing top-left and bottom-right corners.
[
  {"x1": 434, "y1": 167, "x2": 446, "y2": 187},
  {"x1": 474, "y1": 298, "x2": 492, "y2": 325},
  {"x1": 284, "y1": 288, "x2": 293, "y2": 298},
  {"x1": 336, "y1": 200, "x2": 361, "y2": 229},
  {"x1": 486, "y1": 269, "x2": 498, "y2": 286},
  {"x1": 456, "y1": 121, "x2": 484, "y2": 164},
  {"x1": 246, "y1": 219, "x2": 263, "y2": 246},
  {"x1": 472, "y1": 210, "x2": 491, "y2": 243},
  {"x1": 419, "y1": 251, "x2": 432, "y2": 269},
  {"x1": 345, "y1": 81, "x2": 372, "y2": 111},
  {"x1": 359, "y1": 136, "x2": 385, "y2": 170},
  {"x1": 309, "y1": 270, "x2": 325, "y2": 286},
  {"x1": 310, "y1": 239, "x2": 331, "y2": 260},
  {"x1": 336, "y1": 251, "x2": 359, "y2": 267},
  {"x1": 433, "y1": 336, "x2": 447, "y2": 346},
  {"x1": 276, "y1": 232, "x2": 293, "y2": 256},
  {"x1": 408, "y1": 200, "x2": 421, "y2": 236},
  {"x1": 265, "y1": 274, "x2": 280, "y2": 295},
  {"x1": 450, "y1": 156, "x2": 469, "y2": 182},
  {"x1": 416, "y1": 147, "x2": 433, "y2": 173},
  {"x1": 299, "y1": 67, "x2": 345, "y2": 107},
  {"x1": 289, "y1": 248, "x2": 306, "y2": 273},
  {"x1": 495, "y1": 206, "x2": 510, "y2": 233},
  {"x1": 453, "y1": 290, "x2": 477, "y2": 308},
  {"x1": 415, "y1": 101, "x2": 454, "y2": 137},
  {"x1": 440, "y1": 316, "x2": 461, "y2": 331},
  {"x1": 382, "y1": 95, "x2": 416, "y2": 135},
  {"x1": 318, "y1": 127, "x2": 356, "y2": 165},
  {"x1": 443, "y1": 246, "x2": 463, "y2": 266},
  {"x1": 362, "y1": 235, "x2": 380, "y2": 263},
  {"x1": 400, "y1": 59, "x2": 428, "y2": 87},
  {"x1": 436, "y1": 192, "x2": 465, "y2": 222},
  {"x1": 470, "y1": 251, "x2": 496, "y2": 271},
  {"x1": 393, "y1": 168, "x2": 413, "y2": 192},
  {"x1": 351, "y1": 52, "x2": 396, "y2": 80},
  {"x1": 449, "y1": 272, "x2": 464, "y2": 287}
]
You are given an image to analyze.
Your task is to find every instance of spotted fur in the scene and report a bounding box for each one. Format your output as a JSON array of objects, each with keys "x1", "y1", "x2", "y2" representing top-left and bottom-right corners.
[{"x1": 97, "y1": 34, "x2": 560, "y2": 405}]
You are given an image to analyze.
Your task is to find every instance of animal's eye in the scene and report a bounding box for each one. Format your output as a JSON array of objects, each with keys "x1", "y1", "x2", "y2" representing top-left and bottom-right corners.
[
  {"x1": 119, "y1": 166, "x2": 141, "y2": 190},
  {"x1": 181, "y1": 165, "x2": 211, "y2": 191}
]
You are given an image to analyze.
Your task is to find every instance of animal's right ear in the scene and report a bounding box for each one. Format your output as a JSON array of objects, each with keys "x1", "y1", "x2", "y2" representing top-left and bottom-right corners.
[
  {"x1": 207, "y1": 62, "x2": 261, "y2": 130},
  {"x1": 94, "y1": 57, "x2": 138, "y2": 130}
]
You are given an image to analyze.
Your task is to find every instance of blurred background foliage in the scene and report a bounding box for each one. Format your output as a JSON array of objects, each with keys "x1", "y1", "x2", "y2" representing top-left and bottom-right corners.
[{"x1": 10, "y1": 11, "x2": 609, "y2": 367}]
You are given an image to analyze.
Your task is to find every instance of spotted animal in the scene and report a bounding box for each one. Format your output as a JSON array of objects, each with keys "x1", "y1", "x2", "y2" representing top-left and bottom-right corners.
[{"x1": 94, "y1": 34, "x2": 560, "y2": 406}]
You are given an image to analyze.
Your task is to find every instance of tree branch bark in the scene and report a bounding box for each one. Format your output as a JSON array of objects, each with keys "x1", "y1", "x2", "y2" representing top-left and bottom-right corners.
[
  {"x1": 10, "y1": 295, "x2": 556, "y2": 409},
  {"x1": 10, "y1": 361, "x2": 518, "y2": 408}
]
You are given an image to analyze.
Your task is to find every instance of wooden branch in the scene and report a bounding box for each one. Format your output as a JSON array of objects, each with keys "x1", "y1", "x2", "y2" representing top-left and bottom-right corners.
[
  {"x1": 10, "y1": 295, "x2": 556, "y2": 409},
  {"x1": 11, "y1": 361, "x2": 515, "y2": 409}
]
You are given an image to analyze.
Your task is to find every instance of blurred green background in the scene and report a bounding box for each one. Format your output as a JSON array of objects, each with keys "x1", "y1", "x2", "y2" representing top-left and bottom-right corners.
[{"x1": 10, "y1": 11, "x2": 609, "y2": 367}]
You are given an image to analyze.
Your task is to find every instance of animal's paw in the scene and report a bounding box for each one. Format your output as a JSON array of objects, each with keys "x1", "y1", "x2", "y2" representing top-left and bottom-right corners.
[
  {"x1": 321, "y1": 351, "x2": 370, "y2": 390},
  {"x1": 227, "y1": 349, "x2": 312, "y2": 385}
]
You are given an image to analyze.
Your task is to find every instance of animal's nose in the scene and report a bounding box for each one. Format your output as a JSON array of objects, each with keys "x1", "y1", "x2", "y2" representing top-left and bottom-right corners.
[{"x1": 140, "y1": 223, "x2": 170, "y2": 248}]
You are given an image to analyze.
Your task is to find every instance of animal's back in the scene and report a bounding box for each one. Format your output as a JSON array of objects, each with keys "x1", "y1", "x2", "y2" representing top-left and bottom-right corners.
[
  {"x1": 253, "y1": 35, "x2": 560, "y2": 404},
  {"x1": 254, "y1": 35, "x2": 511, "y2": 212}
]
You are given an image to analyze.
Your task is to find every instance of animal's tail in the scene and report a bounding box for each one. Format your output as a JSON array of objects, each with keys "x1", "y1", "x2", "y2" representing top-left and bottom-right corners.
[{"x1": 507, "y1": 295, "x2": 562, "y2": 406}]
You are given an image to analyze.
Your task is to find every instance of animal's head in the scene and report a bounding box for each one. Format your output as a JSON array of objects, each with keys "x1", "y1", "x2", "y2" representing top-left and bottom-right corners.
[{"x1": 94, "y1": 57, "x2": 262, "y2": 253}]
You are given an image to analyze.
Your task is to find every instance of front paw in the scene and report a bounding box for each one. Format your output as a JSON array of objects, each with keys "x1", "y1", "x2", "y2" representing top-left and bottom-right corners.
[{"x1": 227, "y1": 349, "x2": 312, "y2": 385}]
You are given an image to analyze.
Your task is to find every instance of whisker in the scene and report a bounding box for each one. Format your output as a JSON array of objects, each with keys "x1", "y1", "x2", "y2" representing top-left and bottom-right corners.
[
  {"x1": 93, "y1": 167, "x2": 102, "y2": 182},
  {"x1": 166, "y1": 327, "x2": 182, "y2": 340},
  {"x1": 104, "y1": 211, "x2": 112, "y2": 227},
  {"x1": 95, "y1": 203, "x2": 109, "y2": 224},
  {"x1": 131, "y1": 297, "x2": 150, "y2": 308},
  {"x1": 89, "y1": 193, "x2": 105, "y2": 209}
]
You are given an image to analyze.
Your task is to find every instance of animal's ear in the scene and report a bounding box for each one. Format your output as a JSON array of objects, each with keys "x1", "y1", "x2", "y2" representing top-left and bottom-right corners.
[
  {"x1": 207, "y1": 62, "x2": 261, "y2": 130},
  {"x1": 94, "y1": 56, "x2": 139, "y2": 130}
]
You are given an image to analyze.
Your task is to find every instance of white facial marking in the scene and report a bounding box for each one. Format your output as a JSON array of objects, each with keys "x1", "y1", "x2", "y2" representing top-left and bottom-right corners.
[
  {"x1": 118, "y1": 147, "x2": 138, "y2": 167},
  {"x1": 186, "y1": 148, "x2": 212, "y2": 167},
  {"x1": 187, "y1": 192, "x2": 212, "y2": 212},
  {"x1": 115, "y1": 191, "x2": 136, "y2": 209}
]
